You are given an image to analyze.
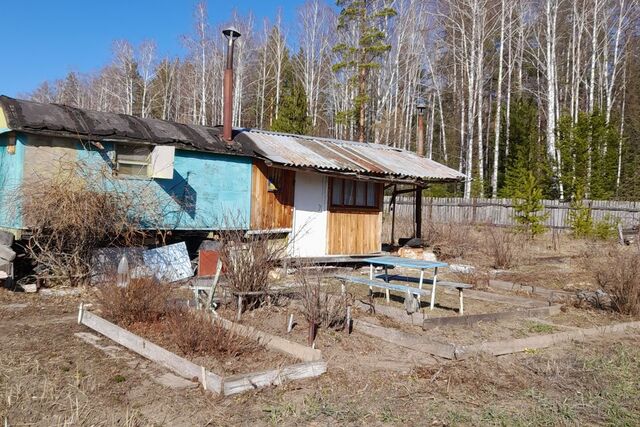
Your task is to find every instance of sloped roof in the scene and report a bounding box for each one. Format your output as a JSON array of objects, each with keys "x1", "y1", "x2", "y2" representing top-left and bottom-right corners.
[
  {"x1": 0, "y1": 95, "x2": 248, "y2": 155},
  {"x1": 234, "y1": 129, "x2": 464, "y2": 182},
  {"x1": 0, "y1": 95, "x2": 464, "y2": 183}
]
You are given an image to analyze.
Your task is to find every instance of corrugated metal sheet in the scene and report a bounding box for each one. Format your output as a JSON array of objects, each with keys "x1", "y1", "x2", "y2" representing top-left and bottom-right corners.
[{"x1": 237, "y1": 129, "x2": 464, "y2": 182}]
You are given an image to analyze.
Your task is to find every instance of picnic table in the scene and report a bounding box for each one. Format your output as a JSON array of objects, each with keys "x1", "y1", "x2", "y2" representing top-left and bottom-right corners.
[{"x1": 362, "y1": 256, "x2": 448, "y2": 310}]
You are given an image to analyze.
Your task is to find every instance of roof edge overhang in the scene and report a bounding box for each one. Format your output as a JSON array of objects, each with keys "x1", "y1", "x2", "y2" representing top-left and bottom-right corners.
[{"x1": 260, "y1": 159, "x2": 464, "y2": 186}]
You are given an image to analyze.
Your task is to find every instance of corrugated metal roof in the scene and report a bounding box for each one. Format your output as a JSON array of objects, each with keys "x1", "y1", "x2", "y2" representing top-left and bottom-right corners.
[
  {"x1": 235, "y1": 129, "x2": 464, "y2": 182},
  {"x1": 1, "y1": 95, "x2": 464, "y2": 183}
]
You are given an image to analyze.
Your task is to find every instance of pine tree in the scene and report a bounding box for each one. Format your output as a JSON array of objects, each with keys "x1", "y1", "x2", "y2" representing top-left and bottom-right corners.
[
  {"x1": 271, "y1": 55, "x2": 311, "y2": 135},
  {"x1": 512, "y1": 171, "x2": 549, "y2": 238},
  {"x1": 333, "y1": 0, "x2": 396, "y2": 143}
]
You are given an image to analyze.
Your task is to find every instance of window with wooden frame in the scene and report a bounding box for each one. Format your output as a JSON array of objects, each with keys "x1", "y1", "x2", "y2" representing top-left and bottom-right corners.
[
  {"x1": 115, "y1": 144, "x2": 151, "y2": 177},
  {"x1": 329, "y1": 178, "x2": 380, "y2": 209},
  {"x1": 115, "y1": 144, "x2": 175, "y2": 179}
]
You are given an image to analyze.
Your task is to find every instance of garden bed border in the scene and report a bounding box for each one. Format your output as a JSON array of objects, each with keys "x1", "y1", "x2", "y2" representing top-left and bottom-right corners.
[{"x1": 77, "y1": 303, "x2": 327, "y2": 396}]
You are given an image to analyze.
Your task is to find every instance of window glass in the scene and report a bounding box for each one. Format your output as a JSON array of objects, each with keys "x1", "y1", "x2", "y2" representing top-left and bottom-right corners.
[
  {"x1": 356, "y1": 181, "x2": 366, "y2": 206},
  {"x1": 344, "y1": 180, "x2": 355, "y2": 205},
  {"x1": 116, "y1": 144, "x2": 151, "y2": 177},
  {"x1": 367, "y1": 182, "x2": 377, "y2": 207},
  {"x1": 332, "y1": 178, "x2": 343, "y2": 206}
]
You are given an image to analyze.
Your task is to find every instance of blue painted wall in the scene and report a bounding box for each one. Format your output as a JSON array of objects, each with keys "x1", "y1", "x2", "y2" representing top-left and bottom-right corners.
[
  {"x1": 78, "y1": 142, "x2": 252, "y2": 230},
  {"x1": 19, "y1": 134, "x2": 252, "y2": 231},
  {"x1": 0, "y1": 132, "x2": 25, "y2": 230}
]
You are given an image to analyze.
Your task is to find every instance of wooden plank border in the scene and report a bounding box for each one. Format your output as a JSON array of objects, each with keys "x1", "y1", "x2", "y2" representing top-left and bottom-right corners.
[
  {"x1": 78, "y1": 304, "x2": 223, "y2": 393},
  {"x1": 459, "y1": 320, "x2": 640, "y2": 358},
  {"x1": 223, "y1": 361, "x2": 327, "y2": 396},
  {"x1": 77, "y1": 304, "x2": 326, "y2": 396},
  {"x1": 422, "y1": 305, "x2": 562, "y2": 328},
  {"x1": 216, "y1": 317, "x2": 323, "y2": 362}
]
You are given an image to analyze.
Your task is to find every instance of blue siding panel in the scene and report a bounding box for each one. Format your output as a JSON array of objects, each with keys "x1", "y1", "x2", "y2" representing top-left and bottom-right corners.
[
  {"x1": 77, "y1": 143, "x2": 252, "y2": 230},
  {"x1": 0, "y1": 133, "x2": 24, "y2": 230}
]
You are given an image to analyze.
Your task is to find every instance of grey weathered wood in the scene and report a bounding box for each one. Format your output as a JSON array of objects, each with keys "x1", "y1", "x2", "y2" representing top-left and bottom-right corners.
[
  {"x1": 353, "y1": 319, "x2": 458, "y2": 359},
  {"x1": 460, "y1": 320, "x2": 640, "y2": 358},
  {"x1": 216, "y1": 317, "x2": 323, "y2": 362},
  {"x1": 488, "y1": 280, "x2": 575, "y2": 303},
  {"x1": 385, "y1": 196, "x2": 640, "y2": 230},
  {"x1": 79, "y1": 308, "x2": 223, "y2": 393},
  {"x1": 440, "y1": 287, "x2": 546, "y2": 308},
  {"x1": 223, "y1": 361, "x2": 327, "y2": 396},
  {"x1": 335, "y1": 275, "x2": 431, "y2": 297},
  {"x1": 422, "y1": 305, "x2": 562, "y2": 328}
]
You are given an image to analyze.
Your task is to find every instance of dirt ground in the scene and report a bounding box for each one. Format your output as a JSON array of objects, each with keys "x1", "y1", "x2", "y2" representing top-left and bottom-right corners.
[{"x1": 2, "y1": 285, "x2": 639, "y2": 426}]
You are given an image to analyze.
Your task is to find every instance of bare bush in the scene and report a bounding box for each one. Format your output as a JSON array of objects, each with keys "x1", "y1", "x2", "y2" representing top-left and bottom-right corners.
[
  {"x1": 164, "y1": 308, "x2": 260, "y2": 357},
  {"x1": 96, "y1": 277, "x2": 173, "y2": 326},
  {"x1": 296, "y1": 269, "x2": 349, "y2": 345},
  {"x1": 219, "y1": 228, "x2": 289, "y2": 311},
  {"x1": 485, "y1": 227, "x2": 516, "y2": 269},
  {"x1": 17, "y1": 160, "x2": 162, "y2": 286},
  {"x1": 586, "y1": 247, "x2": 640, "y2": 316},
  {"x1": 425, "y1": 223, "x2": 478, "y2": 260}
]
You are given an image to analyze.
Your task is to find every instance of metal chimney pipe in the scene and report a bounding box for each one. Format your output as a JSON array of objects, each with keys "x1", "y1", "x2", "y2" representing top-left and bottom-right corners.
[
  {"x1": 222, "y1": 27, "x2": 241, "y2": 144},
  {"x1": 415, "y1": 98, "x2": 427, "y2": 239}
]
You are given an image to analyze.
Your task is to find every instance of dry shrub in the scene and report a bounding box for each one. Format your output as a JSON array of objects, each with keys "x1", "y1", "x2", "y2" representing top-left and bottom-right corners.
[
  {"x1": 96, "y1": 277, "x2": 173, "y2": 326},
  {"x1": 219, "y1": 228, "x2": 288, "y2": 310},
  {"x1": 586, "y1": 247, "x2": 640, "y2": 316},
  {"x1": 425, "y1": 223, "x2": 477, "y2": 260},
  {"x1": 454, "y1": 268, "x2": 490, "y2": 289},
  {"x1": 17, "y1": 160, "x2": 161, "y2": 286},
  {"x1": 164, "y1": 308, "x2": 260, "y2": 357},
  {"x1": 485, "y1": 227, "x2": 516, "y2": 269},
  {"x1": 296, "y1": 269, "x2": 349, "y2": 345}
]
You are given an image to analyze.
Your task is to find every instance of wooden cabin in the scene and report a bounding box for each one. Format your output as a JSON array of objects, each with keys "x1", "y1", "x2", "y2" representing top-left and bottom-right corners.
[{"x1": 0, "y1": 96, "x2": 463, "y2": 258}]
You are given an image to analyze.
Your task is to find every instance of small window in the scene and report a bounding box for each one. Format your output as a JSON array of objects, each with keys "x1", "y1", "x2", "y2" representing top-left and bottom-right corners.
[
  {"x1": 329, "y1": 178, "x2": 380, "y2": 209},
  {"x1": 116, "y1": 144, "x2": 151, "y2": 178},
  {"x1": 267, "y1": 168, "x2": 282, "y2": 193}
]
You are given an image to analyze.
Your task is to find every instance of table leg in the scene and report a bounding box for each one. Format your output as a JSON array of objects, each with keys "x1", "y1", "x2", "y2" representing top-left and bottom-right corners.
[
  {"x1": 418, "y1": 269, "x2": 425, "y2": 307},
  {"x1": 430, "y1": 267, "x2": 438, "y2": 310},
  {"x1": 369, "y1": 264, "x2": 374, "y2": 295},
  {"x1": 384, "y1": 266, "x2": 390, "y2": 302},
  {"x1": 459, "y1": 289, "x2": 464, "y2": 315}
]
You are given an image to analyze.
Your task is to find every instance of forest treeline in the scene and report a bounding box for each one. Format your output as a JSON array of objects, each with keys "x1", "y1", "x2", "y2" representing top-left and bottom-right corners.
[{"x1": 25, "y1": 0, "x2": 640, "y2": 200}]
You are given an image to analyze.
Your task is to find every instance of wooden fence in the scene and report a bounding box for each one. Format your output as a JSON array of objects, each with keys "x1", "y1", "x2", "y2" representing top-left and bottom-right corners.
[{"x1": 384, "y1": 196, "x2": 640, "y2": 230}]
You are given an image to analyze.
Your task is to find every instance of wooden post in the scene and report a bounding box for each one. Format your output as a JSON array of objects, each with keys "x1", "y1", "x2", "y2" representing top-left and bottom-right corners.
[
  {"x1": 390, "y1": 185, "x2": 397, "y2": 245},
  {"x1": 415, "y1": 185, "x2": 422, "y2": 239},
  {"x1": 287, "y1": 314, "x2": 294, "y2": 333},
  {"x1": 459, "y1": 289, "x2": 464, "y2": 315},
  {"x1": 236, "y1": 295, "x2": 243, "y2": 321}
]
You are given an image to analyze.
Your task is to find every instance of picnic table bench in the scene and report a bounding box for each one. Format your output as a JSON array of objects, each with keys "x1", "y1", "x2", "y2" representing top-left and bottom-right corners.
[
  {"x1": 334, "y1": 274, "x2": 432, "y2": 298},
  {"x1": 344, "y1": 256, "x2": 473, "y2": 314}
]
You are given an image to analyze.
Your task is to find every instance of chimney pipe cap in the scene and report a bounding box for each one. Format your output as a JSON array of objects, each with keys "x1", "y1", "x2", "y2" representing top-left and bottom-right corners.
[
  {"x1": 223, "y1": 27, "x2": 242, "y2": 40},
  {"x1": 416, "y1": 97, "x2": 427, "y2": 113}
]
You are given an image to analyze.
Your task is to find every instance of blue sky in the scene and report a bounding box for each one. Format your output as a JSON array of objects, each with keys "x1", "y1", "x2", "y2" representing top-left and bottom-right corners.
[{"x1": 1, "y1": 0, "x2": 308, "y2": 97}]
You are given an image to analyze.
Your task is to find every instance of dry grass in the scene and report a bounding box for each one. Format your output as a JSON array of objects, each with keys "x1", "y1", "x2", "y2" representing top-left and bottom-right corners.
[
  {"x1": 164, "y1": 308, "x2": 260, "y2": 358},
  {"x1": 96, "y1": 277, "x2": 173, "y2": 326},
  {"x1": 586, "y1": 246, "x2": 640, "y2": 316}
]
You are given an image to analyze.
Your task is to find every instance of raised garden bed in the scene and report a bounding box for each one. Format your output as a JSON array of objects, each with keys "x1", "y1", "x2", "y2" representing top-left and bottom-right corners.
[{"x1": 77, "y1": 303, "x2": 327, "y2": 396}]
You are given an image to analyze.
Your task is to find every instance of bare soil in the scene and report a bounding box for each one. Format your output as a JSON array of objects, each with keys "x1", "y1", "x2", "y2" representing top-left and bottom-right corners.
[{"x1": 1, "y1": 287, "x2": 640, "y2": 426}]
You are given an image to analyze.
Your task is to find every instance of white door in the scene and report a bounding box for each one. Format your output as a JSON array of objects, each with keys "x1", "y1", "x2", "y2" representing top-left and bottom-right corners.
[{"x1": 291, "y1": 172, "x2": 328, "y2": 257}]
